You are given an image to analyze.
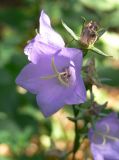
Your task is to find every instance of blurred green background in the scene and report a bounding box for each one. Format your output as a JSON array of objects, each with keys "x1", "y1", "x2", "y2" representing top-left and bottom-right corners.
[{"x1": 0, "y1": 0, "x2": 119, "y2": 159}]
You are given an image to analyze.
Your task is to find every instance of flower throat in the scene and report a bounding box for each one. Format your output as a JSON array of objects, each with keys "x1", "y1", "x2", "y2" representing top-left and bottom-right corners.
[{"x1": 40, "y1": 57, "x2": 71, "y2": 87}]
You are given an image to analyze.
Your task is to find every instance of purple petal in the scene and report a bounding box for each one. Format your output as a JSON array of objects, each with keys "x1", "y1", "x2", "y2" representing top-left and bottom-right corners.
[
  {"x1": 65, "y1": 76, "x2": 86, "y2": 104},
  {"x1": 39, "y1": 10, "x2": 65, "y2": 47},
  {"x1": 36, "y1": 84, "x2": 68, "y2": 117},
  {"x1": 24, "y1": 35, "x2": 43, "y2": 64},
  {"x1": 16, "y1": 55, "x2": 57, "y2": 94},
  {"x1": 91, "y1": 142, "x2": 119, "y2": 160},
  {"x1": 91, "y1": 144, "x2": 104, "y2": 160},
  {"x1": 16, "y1": 54, "x2": 70, "y2": 94},
  {"x1": 24, "y1": 34, "x2": 61, "y2": 64},
  {"x1": 59, "y1": 48, "x2": 83, "y2": 71},
  {"x1": 36, "y1": 57, "x2": 84, "y2": 116},
  {"x1": 61, "y1": 48, "x2": 86, "y2": 104},
  {"x1": 16, "y1": 45, "x2": 86, "y2": 117},
  {"x1": 89, "y1": 113, "x2": 119, "y2": 160}
]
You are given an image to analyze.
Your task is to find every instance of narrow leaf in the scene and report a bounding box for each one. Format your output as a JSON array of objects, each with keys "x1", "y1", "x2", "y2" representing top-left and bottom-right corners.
[
  {"x1": 61, "y1": 20, "x2": 79, "y2": 41},
  {"x1": 90, "y1": 47, "x2": 112, "y2": 57}
]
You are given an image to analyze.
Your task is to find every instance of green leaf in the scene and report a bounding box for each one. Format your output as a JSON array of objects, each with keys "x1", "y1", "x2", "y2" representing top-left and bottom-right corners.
[
  {"x1": 61, "y1": 20, "x2": 79, "y2": 41},
  {"x1": 90, "y1": 47, "x2": 112, "y2": 57}
]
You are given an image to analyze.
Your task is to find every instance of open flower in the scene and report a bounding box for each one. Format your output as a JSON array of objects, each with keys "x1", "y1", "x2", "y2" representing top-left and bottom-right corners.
[
  {"x1": 89, "y1": 113, "x2": 119, "y2": 160},
  {"x1": 16, "y1": 48, "x2": 86, "y2": 117},
  {"x1": 16, "y1": 10, "x2": 86, "y2": 116},
  {"x1": 24, "y1": 10, "x2": 65, "y2": 64}
]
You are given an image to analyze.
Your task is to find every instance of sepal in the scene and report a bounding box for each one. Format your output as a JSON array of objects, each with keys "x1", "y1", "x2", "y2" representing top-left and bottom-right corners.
[
  {"x1": 61, "y1": 20, "x2": 79, "y2": 41},
  {"x1": 89, "y1": 46, "x2": 112, "y2": 57}
]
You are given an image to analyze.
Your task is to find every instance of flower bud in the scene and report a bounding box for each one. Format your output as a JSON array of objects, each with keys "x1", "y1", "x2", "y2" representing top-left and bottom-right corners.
[{"x1": 80, "y1": 21, "x2": 98, "y2": 48}]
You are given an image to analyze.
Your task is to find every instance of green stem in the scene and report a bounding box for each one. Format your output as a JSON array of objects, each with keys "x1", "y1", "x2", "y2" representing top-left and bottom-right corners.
[{"x1": 72, "y1": 105, "x2": 80, "y2": 160}]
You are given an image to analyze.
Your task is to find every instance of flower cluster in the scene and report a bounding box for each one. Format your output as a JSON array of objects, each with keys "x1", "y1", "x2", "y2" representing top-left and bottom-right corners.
[
  {"x1": 16, "y1": 10, "x2": 86, "y2": 117},
  {"x1": 16, "y1": 10, "x2": 119, "y2": 160}
]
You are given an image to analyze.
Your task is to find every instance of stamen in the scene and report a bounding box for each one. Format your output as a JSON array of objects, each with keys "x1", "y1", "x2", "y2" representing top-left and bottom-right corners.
[
  {"x1": 94, "y1": 123, "x2": 119, "y2": 145},
  {"x1": 51, "y1": 57, "x2": 69, "y2": 87},
  {"x1": 40, "y1": 74, "x2": 57, "y2": 80},
  {"x1": 104, "y1": 123, "x2": 110, "y2": 134},
  {"x1": 51, "y1": 56, "x2": 59, "y2": 75},
  {"x1": 40, "y1": 56, "x2": 70, "y2": 87}
]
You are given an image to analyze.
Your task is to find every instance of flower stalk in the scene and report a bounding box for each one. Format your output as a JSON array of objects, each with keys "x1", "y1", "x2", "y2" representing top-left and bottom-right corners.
[{"x1": 72, "y1": 105, "x2": 80, "y2": 160}]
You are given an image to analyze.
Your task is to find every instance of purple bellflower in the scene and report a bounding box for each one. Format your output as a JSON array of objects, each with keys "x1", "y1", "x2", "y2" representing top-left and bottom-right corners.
[
  {"x1": 89, "y1": 113, "x2": 119, "y2": 160},
  {"x1": 24, "y1": 10, "x2": 65, "y2": 64},
  {"x1": 16, "y1": 10, "x2": 86, "y2": 117}
]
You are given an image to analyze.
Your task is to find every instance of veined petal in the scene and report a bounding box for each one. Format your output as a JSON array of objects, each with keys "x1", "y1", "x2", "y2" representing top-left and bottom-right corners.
[
  {"x1": 61, "y1": 48, "x2": 86, "y2": 104},
  {"x1": 16, "y1": 55, "x2": 55, "y2": 94},
  {"x1": 39, "y1": 10, "x2": 65, "y2": 47},
  {"x1": 24, "y1": 34, "x2": 61, "y2": 63},
  {"x1": 16, "y1": 54, "x2": 70, "y2": 94},
  {"x1": 24, "y1": 34, "x2": 43, "y2": 64},
  {"x1": 24, "y1": 10, "x2": 65, "y2": 64},
  {"x1": 16, "y1": 10, "x2": 86, "y2": 117},
  {"x1": 34, "y1": 40, "x2": 61, "y2": 56},
  {"x1": 91, "y1": 146, "x2": 104, "y2": 160},
  {"x1": 59, "y1": 48, "x2": 83, "y2": 71},
  {"x1": 36, "y1": 84, "x2": 68, "y2": 117},
  {"x1": 65, "y1": 76, "x2": 86, "y2": 104},
  {"x1": 35, "y1": 55, "x2": 82, "y2": 117},
  {"x1": 16, "y1": 63, "x2": 50, "y2": 94},
  {"x1": 89, "y1": 113, "x2": 119, "y2": 160}
]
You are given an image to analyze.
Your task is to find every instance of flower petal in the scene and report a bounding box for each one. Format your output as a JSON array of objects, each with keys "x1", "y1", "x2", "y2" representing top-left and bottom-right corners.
[
  {"x1": 16, "y1": 54, "x2": 70, "y2": 94},
  {"x1": 36, "y1": 84, "x2": 68, "y2": 117},
  {"x1": 62, "y1": 48, "x2": 86, "y2": 104},
  {"x1": 91, "y1": 145, "x2": 104, "y2": 160},
  {"x1": 89, "y1": 113, "x2": 119, "y2": 160},
  {"x1": 39, "y1": 10, "x2": 65, "y2": 47},
  {"x1": 24, "y1": 34, "x2": 61, "y2": 64},
  {"x1": 16, "y1": 55, "x2": 56, "y2": 94},
  {"x1": 24, "y1": 35, "x2": 43, "y2": 64},
  {"x1": 59, "y1": 48, "x2": 83, "y2": 71},
  {"x1": 65, "y1": 76, "x2": 86, "y2": 104}
]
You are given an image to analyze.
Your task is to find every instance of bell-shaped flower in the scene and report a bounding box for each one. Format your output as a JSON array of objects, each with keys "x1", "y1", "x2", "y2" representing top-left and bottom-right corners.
[
  {"x1": 24, "y1": 10, "x2": 65, "y2": 64},
  {"x1": 89, "y1": 113, "x2": 119, "y2": 160},
  {"x1": 16, "y1": 48, "x2": 86, "y2": 117}
]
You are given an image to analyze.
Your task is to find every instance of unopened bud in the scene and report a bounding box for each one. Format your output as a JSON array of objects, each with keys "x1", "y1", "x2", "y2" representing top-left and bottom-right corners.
[{"x1": 80, "y1": 21, "x2": 98, "y2": 48}]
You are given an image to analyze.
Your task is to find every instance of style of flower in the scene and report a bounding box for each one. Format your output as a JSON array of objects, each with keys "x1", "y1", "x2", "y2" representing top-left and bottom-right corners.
[
  {"x1": 16, "y1": 10, "x2": 86, "y2": 117},
  {"x1": 89, "y1": 113, "x2": 119, "y2": 160}
]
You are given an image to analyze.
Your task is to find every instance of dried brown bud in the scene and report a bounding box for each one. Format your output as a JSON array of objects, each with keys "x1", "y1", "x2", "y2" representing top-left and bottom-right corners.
[{"x1": 80, "y1": 21, "x2": 99, "y2": 48}]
